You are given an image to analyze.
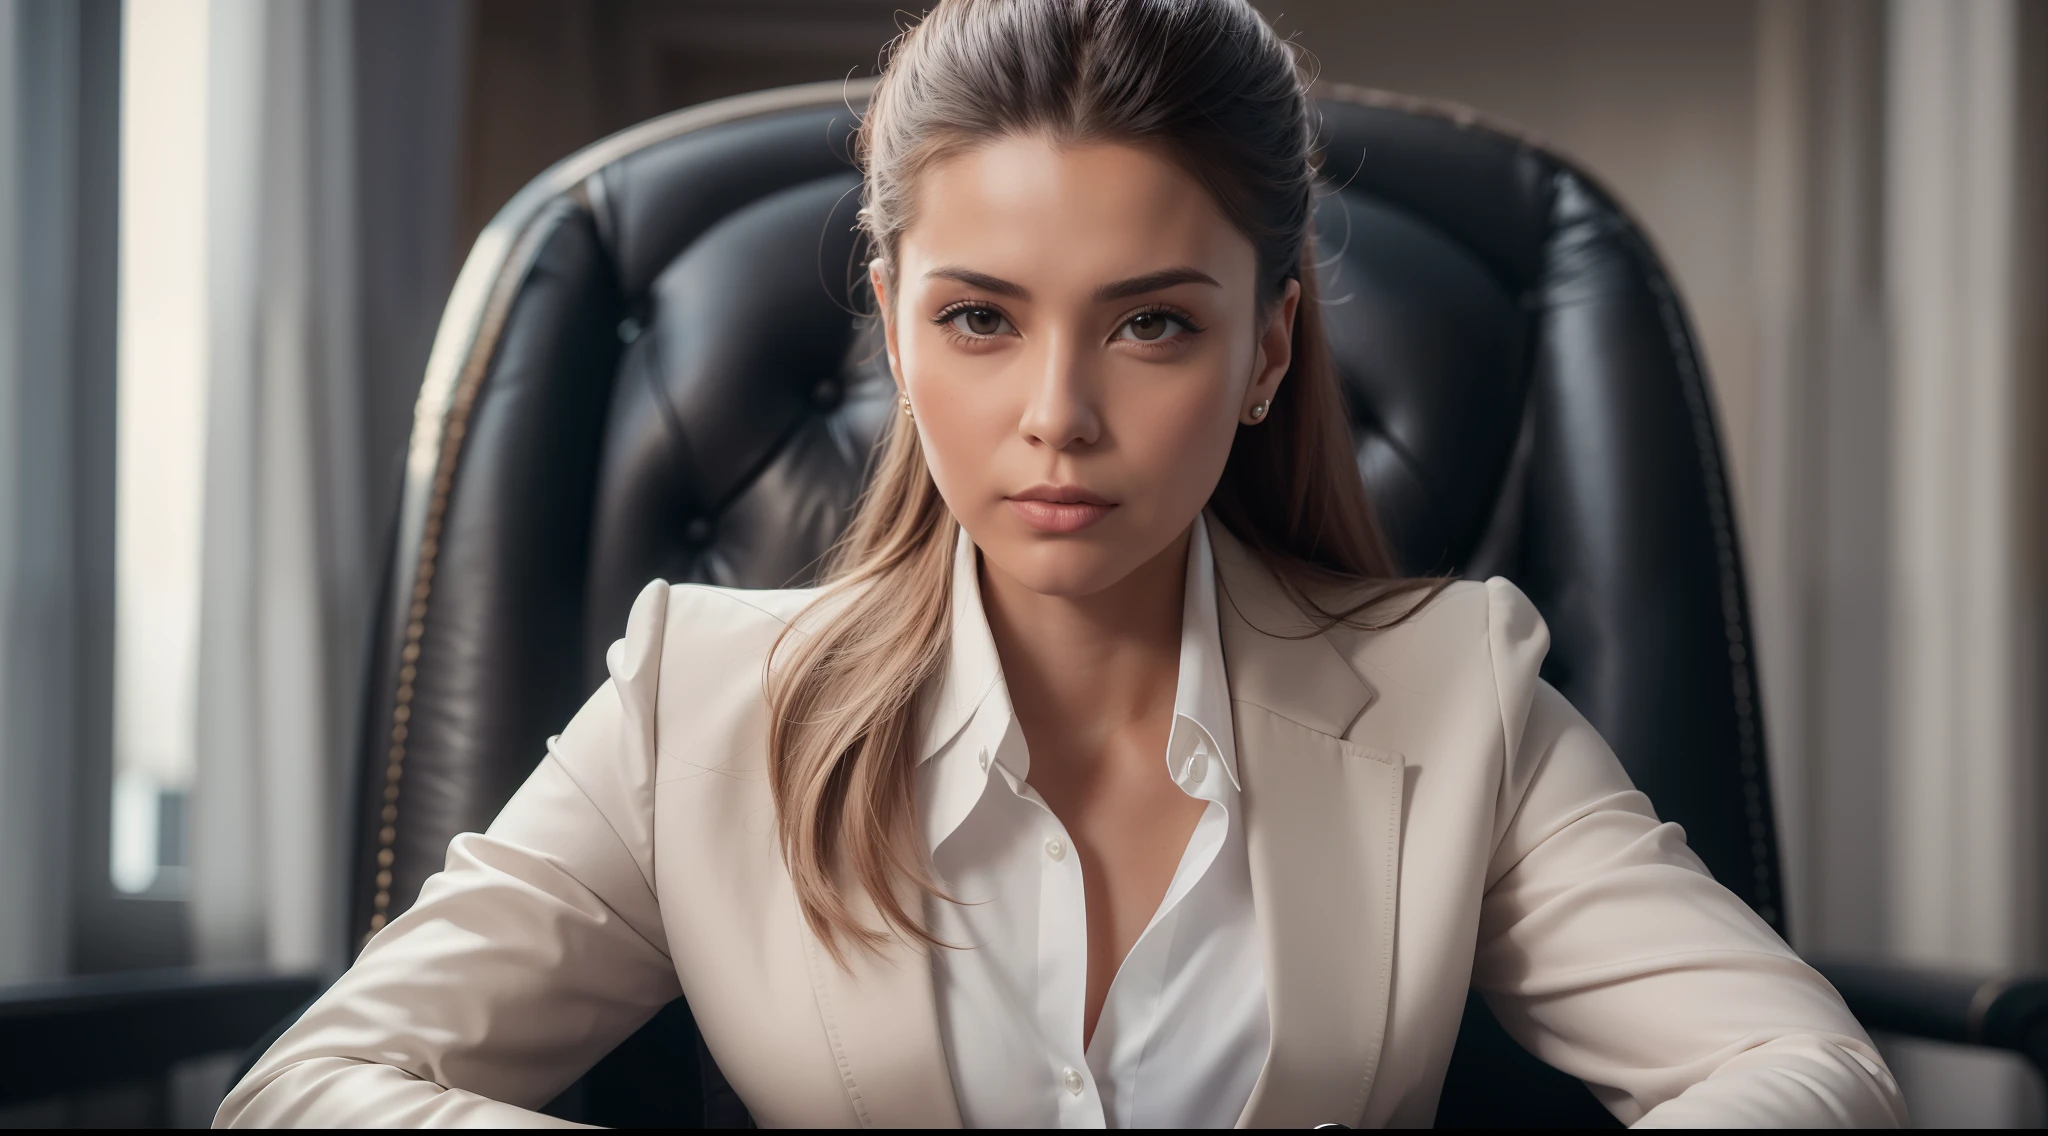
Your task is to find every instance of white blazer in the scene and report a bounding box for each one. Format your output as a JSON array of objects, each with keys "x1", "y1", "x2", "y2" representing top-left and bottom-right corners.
[{"x1": 217, "y1": 515, "x2": 1905, "y2": 1128}]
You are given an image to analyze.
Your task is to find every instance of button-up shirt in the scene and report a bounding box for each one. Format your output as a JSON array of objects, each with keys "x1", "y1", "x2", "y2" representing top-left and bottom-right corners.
[{"x1": 917, "y1": 519, "x2": 1268, "y2": 1128}]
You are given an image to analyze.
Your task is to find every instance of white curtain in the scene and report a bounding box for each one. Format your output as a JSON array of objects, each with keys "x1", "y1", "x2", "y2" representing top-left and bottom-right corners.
[
  {"x1": 1745, "y1": 0, "x2": 2044, "y2": 1124},
  {"x1": 1879, "y1": 0, "x2": 2041, "y2": 1123},
  {"x1": 189, "y1": 0, "x2": 365, "y2": 973}
]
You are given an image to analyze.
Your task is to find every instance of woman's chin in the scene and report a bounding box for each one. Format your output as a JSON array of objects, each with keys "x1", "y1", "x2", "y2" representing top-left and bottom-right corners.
[{"x1": 977, "y1": 533, "x2": 1144, "y2": 600}]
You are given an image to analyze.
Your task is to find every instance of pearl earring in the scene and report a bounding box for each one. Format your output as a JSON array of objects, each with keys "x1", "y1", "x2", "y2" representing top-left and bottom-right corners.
[
  {"x1": 1248, "y1": 399, "x2": 1269, "y2": 422},
  {"x1": 899, "y1": 393, "x2": 915, "y2": 420}
]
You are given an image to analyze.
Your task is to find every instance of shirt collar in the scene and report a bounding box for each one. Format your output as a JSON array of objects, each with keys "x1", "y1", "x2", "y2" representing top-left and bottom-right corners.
[
  {"x1": 915, "y1": 513, "x2": 1237, "y2": 789},
  {"x1": 1172, "y1": 515, "x2": 1240, "y2": 789},
  {"x1": 913, "y1": 522, "x2": 1009, "y2": 767}
]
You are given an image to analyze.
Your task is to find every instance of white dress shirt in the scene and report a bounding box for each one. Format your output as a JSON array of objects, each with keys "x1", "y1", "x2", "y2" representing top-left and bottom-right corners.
[{"x1": 917, "y1": 520, "x2": 1268, "y2": 1129}]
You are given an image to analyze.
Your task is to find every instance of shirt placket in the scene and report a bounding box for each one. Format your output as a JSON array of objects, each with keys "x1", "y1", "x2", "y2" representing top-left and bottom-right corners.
[
  {"x1": 1092, "y1": 729, "x2": 1234, "y2": 1120},
  {"x1": 999, "y1": 755, "x2": 1106, "y2": 1128}
]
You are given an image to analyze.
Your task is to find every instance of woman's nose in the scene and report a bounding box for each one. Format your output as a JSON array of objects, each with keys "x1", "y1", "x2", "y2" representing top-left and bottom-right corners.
[{"x1": 1016, "y1": 334, "x2": 1101, "y2": 450}]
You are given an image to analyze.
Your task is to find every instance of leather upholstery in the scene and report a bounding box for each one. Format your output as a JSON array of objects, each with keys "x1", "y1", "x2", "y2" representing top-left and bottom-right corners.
[{"x1": 350, "y1": 84, "x2": 1778, "y2": 1128}]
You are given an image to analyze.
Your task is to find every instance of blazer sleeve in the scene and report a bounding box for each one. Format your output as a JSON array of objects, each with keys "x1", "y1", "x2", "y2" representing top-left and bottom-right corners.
[
  {"x1": 1473, "y1": 578, "x2": 1907, "y2": 1128},
  {"x1": 214, "y1": 581, "x2": 684, "y2": 1129}
]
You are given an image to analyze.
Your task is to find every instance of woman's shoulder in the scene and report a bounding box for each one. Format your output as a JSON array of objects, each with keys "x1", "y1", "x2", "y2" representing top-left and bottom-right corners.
[
  {"x1": 649, "y1": 577, "x2": 833, "y2": 626},
  {"x1": 1313, "y1": 575, "x2": 1552, "y2": 718},
  {"x1": 572, "y1": 579, "x2": 861, "y2": 793},
  {"x1": 604, "y1": 578, "x2": 852, "y2": 717},
  {"x1": 1302, "y1": 573, "x2": 1545, "y2": 646},
  {"x1": 1403, "y1": 575, "x2": 1548, "y2": 659},
  {"x1": 619, "y1": 577, "x2": 849, "y2": 645}
]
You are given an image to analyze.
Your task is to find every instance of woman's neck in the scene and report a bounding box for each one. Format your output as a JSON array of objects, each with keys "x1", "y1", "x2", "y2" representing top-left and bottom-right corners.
[{"x1": 976, "y1": 527, "x2": 1190, "y2": 763}]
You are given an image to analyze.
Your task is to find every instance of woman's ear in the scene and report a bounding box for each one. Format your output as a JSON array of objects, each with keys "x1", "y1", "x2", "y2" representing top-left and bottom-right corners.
[
  {"x1": 1243, "y1": 277, "x2": 1301, "y2": 421},
  {"x1": 869, "y1": 259, "x2": 902, "y2": 385}
]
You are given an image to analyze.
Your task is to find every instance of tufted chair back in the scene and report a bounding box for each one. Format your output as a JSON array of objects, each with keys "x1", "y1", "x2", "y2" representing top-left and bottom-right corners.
[{"x1": 351, "y1": 82, "x2": 1778, "y2": 1128}]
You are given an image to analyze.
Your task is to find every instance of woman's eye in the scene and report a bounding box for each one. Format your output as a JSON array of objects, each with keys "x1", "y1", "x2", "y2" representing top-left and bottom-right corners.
[
  {"x1": 946, "y1": 307, "x2": 1011, "y2": 337},
  {"x1": 1117, "y1": 311, "x2": 1188, "y2": 343}
]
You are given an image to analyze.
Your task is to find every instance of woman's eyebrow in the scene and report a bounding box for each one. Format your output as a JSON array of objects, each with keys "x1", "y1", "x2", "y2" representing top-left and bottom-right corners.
[
  {"x1": 1092, "y1": 266, "x2": 1221, "y2": 302},
  {"x1": 925, "y1": 266, "x2": 1029, "y2": 298}
]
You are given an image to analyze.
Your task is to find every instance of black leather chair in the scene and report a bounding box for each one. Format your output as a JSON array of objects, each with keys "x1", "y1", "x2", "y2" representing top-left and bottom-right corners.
[{"x1": 332, "y1": 80, "x2": 2046, "y2": 1127}]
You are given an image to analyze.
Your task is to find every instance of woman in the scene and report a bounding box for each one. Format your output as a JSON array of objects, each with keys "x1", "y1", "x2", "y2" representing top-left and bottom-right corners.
[{"x1": 219, "y1": 0, "x2": 1905, "y2": 1128}]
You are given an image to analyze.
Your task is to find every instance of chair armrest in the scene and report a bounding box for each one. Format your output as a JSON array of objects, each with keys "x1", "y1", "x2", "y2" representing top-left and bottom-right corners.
[
  {"x1": 0, "y1": 968, "x2": 323, "y2": 1105},
  {"x1": 1814, "y1": 958, "x2": 2048, "y2": 1080}
]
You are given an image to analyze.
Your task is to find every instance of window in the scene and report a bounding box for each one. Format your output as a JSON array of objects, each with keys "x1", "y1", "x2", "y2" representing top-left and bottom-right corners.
[{"x1": 110, "y1": 0, "x2": 207, "y2": 897}]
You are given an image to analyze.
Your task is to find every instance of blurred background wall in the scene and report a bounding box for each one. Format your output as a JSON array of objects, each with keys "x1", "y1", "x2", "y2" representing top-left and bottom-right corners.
[{"x1": 1, "y1": 0, "x2": 2043, "y2": 1126}]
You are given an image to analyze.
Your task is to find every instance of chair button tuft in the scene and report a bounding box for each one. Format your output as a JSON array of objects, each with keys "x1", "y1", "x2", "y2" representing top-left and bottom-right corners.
[{"x1": 684, "y1": 517, "x2": 713, "y2": 546}]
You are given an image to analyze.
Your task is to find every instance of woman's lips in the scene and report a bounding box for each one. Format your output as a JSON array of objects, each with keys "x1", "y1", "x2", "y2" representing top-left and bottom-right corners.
[{"x1": 1008, "y1": 499, "x2": 1115, "y2": 533}]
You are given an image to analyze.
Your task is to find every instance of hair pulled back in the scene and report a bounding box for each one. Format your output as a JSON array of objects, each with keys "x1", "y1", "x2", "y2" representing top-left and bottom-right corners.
[
  {"x1": 863, "y1": 0, "x2": 1313, "y2": 306},
  {"x1": 767, "y1": 0, "x2": 1421, "y2": 959}
]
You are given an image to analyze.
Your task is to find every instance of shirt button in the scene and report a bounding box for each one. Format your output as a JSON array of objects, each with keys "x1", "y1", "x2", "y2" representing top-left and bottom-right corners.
[
  {"x1": 1187, "y1": 752, "x2": 1209, "y2": 784},
  {"x1": 1061, "y1": 1066, "x2": 1084, "y2": 1095},
  {"x1": 1045, "y1": 837, "x2": 1066, "y2": 862},
  {"x1": 978, "y1": 748, "x2": 990, "y2": 772}
]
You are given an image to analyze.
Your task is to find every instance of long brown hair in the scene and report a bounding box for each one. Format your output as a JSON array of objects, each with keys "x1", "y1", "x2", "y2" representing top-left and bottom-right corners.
[{"x1": 767, "y1": 0, "x2": 1434, "y2": 958}]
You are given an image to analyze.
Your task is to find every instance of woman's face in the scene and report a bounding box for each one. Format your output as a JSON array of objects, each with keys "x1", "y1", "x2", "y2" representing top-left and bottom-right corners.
[{"x1": 874, "y1": 136, "x2": 1299, "y2": 598}]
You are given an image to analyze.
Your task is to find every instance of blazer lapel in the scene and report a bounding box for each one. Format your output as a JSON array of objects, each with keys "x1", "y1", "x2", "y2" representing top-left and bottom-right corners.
[
  {"x1": 800, "y1": 875, "x2": 962, "y2": 1128},
  {"x1": 1207, "y1": 516, "x2": 1406, "y2": 1129}
]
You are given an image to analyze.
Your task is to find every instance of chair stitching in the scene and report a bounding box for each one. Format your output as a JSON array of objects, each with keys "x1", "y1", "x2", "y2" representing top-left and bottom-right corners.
[{"x1": 363, "y1": 200, "x2": 576, "y2": 946}]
